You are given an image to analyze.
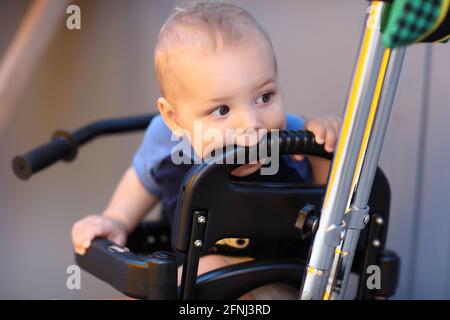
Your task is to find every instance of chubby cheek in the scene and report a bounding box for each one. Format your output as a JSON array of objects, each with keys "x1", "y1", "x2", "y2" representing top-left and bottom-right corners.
[
  {"x1": 260, "y1": 101, "x2": 285, "y2": 130},
  {"x1": 200, "y1": 124, "x2": 231, "y2": 157},
  {"x1": 184, "y1": 122, "x2": 228, "y2": 158}
]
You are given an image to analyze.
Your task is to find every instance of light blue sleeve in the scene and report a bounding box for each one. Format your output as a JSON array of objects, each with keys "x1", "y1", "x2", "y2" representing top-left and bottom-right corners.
[
  {"x1": 284, "y1": 113, "x2": 313, "y2": 183},
  {"x1": 132, "y1": 115, "x2": 174, "y2": 197},
  {"x1": 286, "y1": 112, "x2": 306, "y2": 131}
]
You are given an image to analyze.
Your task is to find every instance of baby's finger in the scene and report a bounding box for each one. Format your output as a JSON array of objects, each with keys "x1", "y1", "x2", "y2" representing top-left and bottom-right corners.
[
  {"x1": 72, "y1": 229, "x2": 93, "y2": 255},
  {"x1": 71, "y1": 221, "x2": 88, "y2": 247},
  {"x1": 324, "y1": 121, "x2": 337, "y2": 153},
  {"x1": 75, "y1": 227, "x2": 104, "y2": 255},
  {"x1": 109, "y1": 232, "x2": 127, "y2": 246},
  {"x1": 75, "y1": 222, "x2": 106, "y2": 250},
  {"x1": 306, "y1": 120, "x2": 326, "y2": 145},
  {"x1": 74, "y1": 245, "x2": 87, "y2": 256},
  {"x1": 72, "y1": 232, "x2": 88, "y2": 255}
]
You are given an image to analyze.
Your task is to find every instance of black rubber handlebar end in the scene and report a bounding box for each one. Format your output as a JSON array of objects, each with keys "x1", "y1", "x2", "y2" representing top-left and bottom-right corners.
[{"x1": 12, "y1": 156, "x2": 32, "y2": 180}]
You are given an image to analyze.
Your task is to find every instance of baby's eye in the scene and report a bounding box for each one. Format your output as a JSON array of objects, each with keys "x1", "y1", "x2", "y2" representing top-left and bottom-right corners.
[
  {"x1": 255, "y1": 92, "x2": 273, "y2": 105},
  {"x1": 210, "y1": 105, "x2": 230, "y2": 118}
]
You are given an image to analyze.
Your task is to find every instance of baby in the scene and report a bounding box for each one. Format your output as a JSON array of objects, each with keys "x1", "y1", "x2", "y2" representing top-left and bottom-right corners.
[{"x1": 71, "y1": 1, "x2": 340, "y2": 299}]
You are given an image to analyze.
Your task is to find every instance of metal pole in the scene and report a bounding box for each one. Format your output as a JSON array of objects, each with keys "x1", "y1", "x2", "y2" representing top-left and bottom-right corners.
[
  {"x1": 328, "y1": 46, "x2": 406, "y2": 300},
  {"x1": 300, "y1": 1, "x2": 387, "y2": 300}
]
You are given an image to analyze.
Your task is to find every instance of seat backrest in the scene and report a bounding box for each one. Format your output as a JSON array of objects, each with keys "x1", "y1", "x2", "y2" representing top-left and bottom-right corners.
[
  {"x1": 172, "y1": 140, "x2": 391, "y2": 299},
  {"x1": 172, "y1": 156, "x2": 390, "y2": 257},
  {"x1": 173, "y1": 162, "x2": 326, "y2": 253}
]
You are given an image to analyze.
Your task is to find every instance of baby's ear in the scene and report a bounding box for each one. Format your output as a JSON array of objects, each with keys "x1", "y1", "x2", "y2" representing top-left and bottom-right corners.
[{"x1": 157, "y1": 97, "x2": 182, "y2": 136}]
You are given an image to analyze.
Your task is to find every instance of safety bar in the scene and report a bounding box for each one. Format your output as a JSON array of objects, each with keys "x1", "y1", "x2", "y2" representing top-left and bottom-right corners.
[{"x1": 75, "y1": 238, "x2": 177, "y2": 299}]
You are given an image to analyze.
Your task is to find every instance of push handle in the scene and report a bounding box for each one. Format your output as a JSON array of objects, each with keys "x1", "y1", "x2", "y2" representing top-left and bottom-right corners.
[
  {"x1": 12, "y1": 114, "x2": 155, "y2": 180},
  {"x1": 12, "y1": 133, "x2": 76, "y2": 180}
]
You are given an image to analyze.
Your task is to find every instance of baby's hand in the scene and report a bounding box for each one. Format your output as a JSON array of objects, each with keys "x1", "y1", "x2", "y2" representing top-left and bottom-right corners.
[
  {"x1": 71, "y1": 215, "x2": 127, "y2": 255},
  {"x1": 292, "y1": 115, "x2": 341, "y2": 161}
]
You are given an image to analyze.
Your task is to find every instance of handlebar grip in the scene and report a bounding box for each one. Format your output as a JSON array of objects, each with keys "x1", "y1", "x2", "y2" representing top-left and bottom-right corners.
[
  {"x1": 277, "y1": 130, "x2": 333, "y2": 159},
  {"x1": 206, "y1": 130, "x2": 334, "y2": 166},
  {"x1": 12, "y1": 114, "x2": 155, "y2": 181},
  {"x1": 12, "y1": 135, "x2": 75, "y2": 180}
]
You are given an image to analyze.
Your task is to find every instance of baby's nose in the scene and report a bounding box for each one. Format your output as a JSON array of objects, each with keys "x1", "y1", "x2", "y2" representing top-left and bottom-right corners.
[
  {"x1": 232, "y1": 109, "x2": 263, "y2": 146},
  {"x1": 236, "y1": 110, "x2": 261, "y2": 132}
]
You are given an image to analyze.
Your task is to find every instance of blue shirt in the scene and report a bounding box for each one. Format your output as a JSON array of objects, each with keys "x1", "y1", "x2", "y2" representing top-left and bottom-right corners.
[{"x1": 133, "y1": 113, "x2": 312, "y2": 229}]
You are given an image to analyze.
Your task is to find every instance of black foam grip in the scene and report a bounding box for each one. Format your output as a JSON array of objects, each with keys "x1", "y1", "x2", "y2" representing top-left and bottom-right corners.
[
  {"x1": 275, "y1": 130, "x2": 333, "y2": 159},
  {"x1": 205, "y1": 130, "x2": 333, "y2": 165},
  {"x1": 12, "y1": 137, "x2": 73, "y2": 180}
]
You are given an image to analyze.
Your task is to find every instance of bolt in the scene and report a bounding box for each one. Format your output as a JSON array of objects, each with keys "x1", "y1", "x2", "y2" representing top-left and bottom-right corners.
[
  {"x1": 194, "y1": 240, "x2": 203, "y2": 248},
  {"x1": 363, "y1": 214, "x2": 370, "y2": 224},
  {"x1": 147, "y1": 235, "x2": 156, "y2": 244},
  {"x1": 311, "y1": 219, "x2": 319, "y2": 233},
  {"x1": 160, "y1": 234, "x2": 168, "y2": 243},
  {"x1": 375, "y1": 217, "x2": 384, "y2": 225},
  {"x1": 372, "y1": 239, "x2": 381, "y2": 247},
  {"x1": 197, "y1": 215, "x2": 206, "y2": 224}
]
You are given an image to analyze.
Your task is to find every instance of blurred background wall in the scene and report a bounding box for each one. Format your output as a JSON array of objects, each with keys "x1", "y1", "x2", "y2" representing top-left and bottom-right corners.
[{"x1": 0, "y1": 0, "x2": 449, "y2": 299}]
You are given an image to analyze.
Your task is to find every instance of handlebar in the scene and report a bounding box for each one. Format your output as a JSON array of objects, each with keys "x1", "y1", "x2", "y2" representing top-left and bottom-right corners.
[
  {"x1": 12, "y1": 113, "x2": 333, "y2": 180},
  {"x1": 12, "y1": 114, "x2": 155, "y2": 180}
]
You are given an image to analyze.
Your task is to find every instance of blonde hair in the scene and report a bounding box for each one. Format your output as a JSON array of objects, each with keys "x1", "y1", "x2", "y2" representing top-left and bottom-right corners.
[{"x1": 154, "y1": 1, "x2": 276, "y2": 100}]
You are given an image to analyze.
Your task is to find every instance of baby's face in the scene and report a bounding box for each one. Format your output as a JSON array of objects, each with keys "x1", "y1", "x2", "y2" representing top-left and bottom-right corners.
[{"x1": 162, "y1": 39, "x2": 285, "y2": 158}]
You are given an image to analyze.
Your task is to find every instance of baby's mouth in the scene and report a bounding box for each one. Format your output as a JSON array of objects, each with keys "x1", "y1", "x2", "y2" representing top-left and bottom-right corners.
[{"x1": 230, "y1": 162, "x2": 263, "y2": 177}]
